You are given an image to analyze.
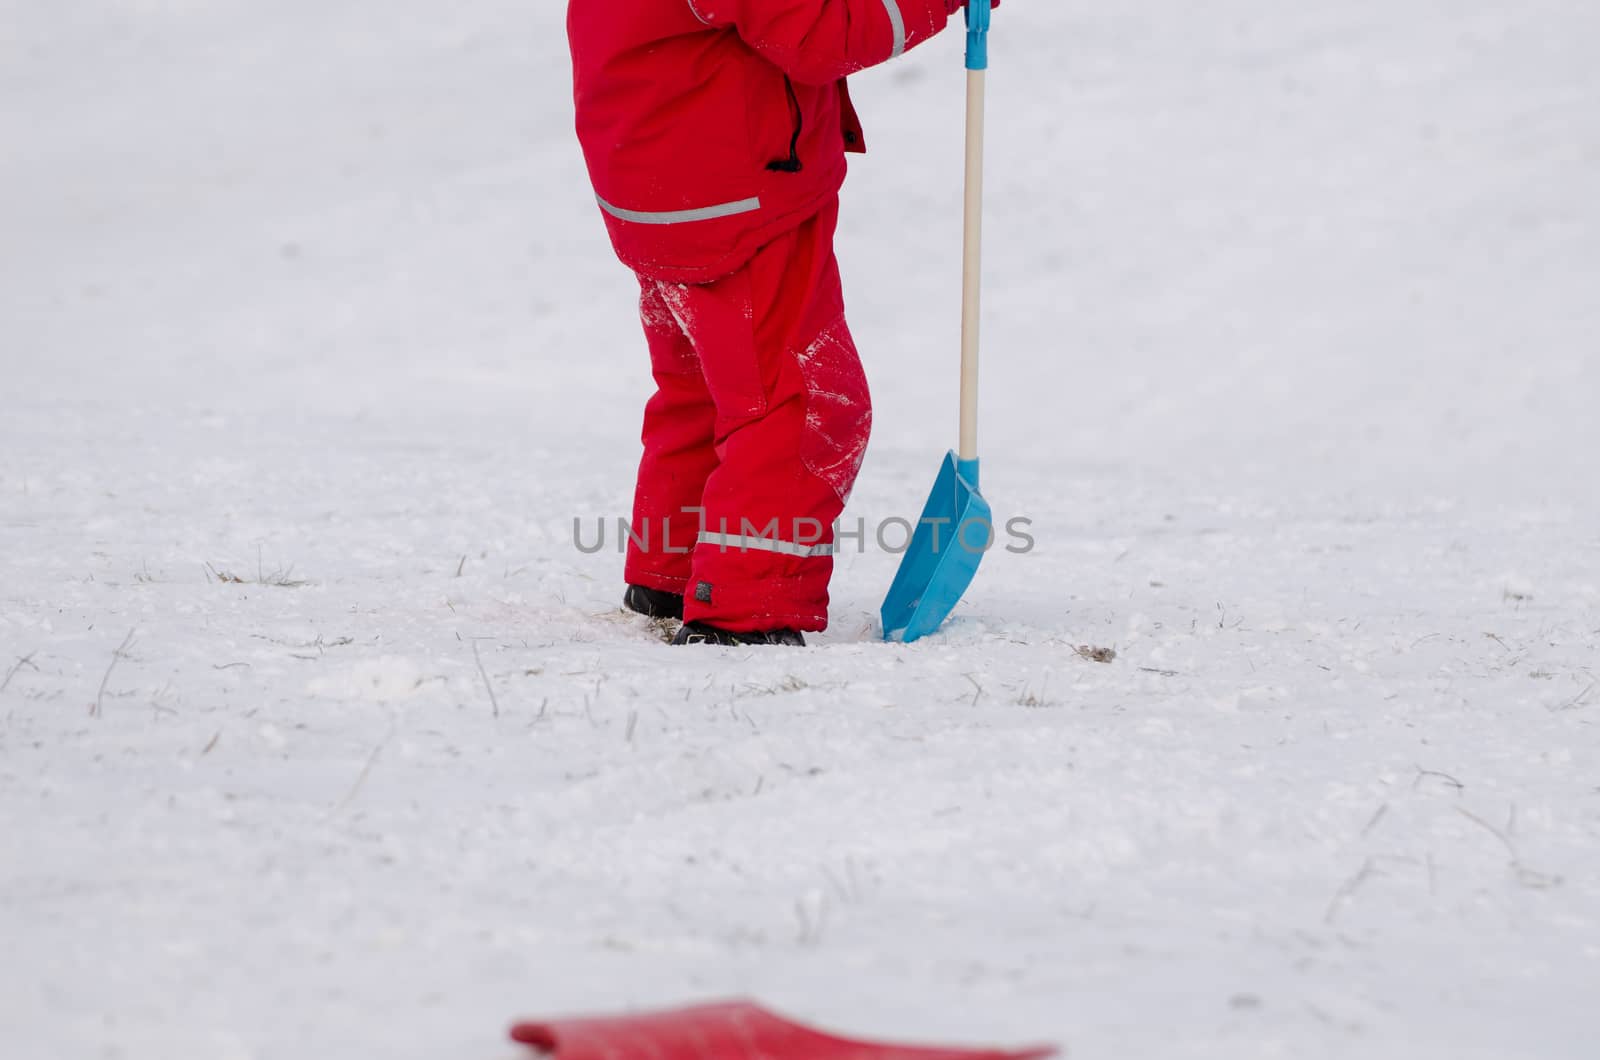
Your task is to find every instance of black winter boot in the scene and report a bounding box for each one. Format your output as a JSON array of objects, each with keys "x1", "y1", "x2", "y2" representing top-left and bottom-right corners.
[
  {"x1": 623, "y1": 585, "x2": 684, "y2": 620},
  {"x1": 672, "y1": 621, "x2": 806, "y2": 647}
]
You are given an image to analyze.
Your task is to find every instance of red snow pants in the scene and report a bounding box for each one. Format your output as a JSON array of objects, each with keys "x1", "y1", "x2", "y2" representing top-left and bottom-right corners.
[{"x1": 624, "y1": 198, "x2": 870, "y2": 633}]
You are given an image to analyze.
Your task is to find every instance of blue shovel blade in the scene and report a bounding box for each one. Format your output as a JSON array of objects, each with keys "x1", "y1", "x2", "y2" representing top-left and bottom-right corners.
[{"x1": 881, "y1": 451, "x2": 993, "y2": 643}]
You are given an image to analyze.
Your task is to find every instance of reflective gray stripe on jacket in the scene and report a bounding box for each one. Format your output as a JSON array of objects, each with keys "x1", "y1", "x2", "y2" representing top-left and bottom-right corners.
[
  {"x1": 597, "y1": 194, "x2": 762, "y2": 226},
  {"x1": 880, "y1": 0, "x2": 907, "y2": 58}
]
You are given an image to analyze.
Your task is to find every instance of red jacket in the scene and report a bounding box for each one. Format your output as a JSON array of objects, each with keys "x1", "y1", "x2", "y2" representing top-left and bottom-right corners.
[{"x1": 568, "y1": 0, "x2": 958, "y2": 283}]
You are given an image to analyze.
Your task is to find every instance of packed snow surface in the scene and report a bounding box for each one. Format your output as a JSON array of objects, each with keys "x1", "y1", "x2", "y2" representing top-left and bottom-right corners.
[{"x1": 3, "y1": 2, "x2": 1598, "y2": 1058}]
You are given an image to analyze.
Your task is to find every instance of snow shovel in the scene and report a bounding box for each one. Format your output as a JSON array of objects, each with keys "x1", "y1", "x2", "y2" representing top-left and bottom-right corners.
[{"x1": 881, "y1": 3, "x2": 996, "y2": 643}]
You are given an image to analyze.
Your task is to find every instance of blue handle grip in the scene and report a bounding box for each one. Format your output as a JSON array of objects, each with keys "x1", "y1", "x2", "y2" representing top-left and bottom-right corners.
[{"x1": 965, "y1": 2, "x2": 991, "y2": 71}]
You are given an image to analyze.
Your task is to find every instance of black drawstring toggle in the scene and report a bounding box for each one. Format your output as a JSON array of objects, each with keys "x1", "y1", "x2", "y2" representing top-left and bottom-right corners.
[{"x1": 767, "y1": 76, "x2": 804, "y2": 173}]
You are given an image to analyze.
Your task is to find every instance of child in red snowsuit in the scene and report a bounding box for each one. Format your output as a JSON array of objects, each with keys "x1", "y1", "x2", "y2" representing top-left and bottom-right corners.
[{"x1": 568, "y1": 1, "x2": 986, "y2": 645}]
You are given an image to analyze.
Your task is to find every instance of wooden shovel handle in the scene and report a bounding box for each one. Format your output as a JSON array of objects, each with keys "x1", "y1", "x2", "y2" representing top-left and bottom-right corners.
[{"x1": 959, "y1": 68, "x2": 985, "y2": 465}]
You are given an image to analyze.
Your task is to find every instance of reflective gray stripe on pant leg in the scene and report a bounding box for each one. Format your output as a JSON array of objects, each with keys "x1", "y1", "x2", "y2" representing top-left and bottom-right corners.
[
  {"x1": 880, "y1": 0, "x2": 907, "y2": 58},
  {"x1": 686, "y1": 0, "x2": 711, "y2": 26},
  {"x1": 698, "y1": 532, "x2": 836, "y2": 558},
  {"x1": 597, "y1": 194, "x2": 761, "y2": 226}
]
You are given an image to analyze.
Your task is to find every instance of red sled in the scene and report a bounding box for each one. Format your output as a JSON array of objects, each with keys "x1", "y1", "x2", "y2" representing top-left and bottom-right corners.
[{"x1": 510, "y1": 1000, "x2": 1058, "y2": 1060}]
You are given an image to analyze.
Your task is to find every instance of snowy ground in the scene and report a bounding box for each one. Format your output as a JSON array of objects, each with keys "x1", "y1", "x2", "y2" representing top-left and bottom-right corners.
[{"x1": 3, "y1": 2, "x2": 1599, "y2": 1058}]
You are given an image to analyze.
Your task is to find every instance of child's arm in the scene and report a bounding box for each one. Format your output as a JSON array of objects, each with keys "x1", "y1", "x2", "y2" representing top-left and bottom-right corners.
[{"x1": 694, "y1": 0, "x2": 971, "y2": 85}]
